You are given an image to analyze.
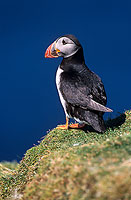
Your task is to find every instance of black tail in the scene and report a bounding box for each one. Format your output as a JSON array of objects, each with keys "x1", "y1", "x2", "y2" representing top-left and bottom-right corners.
[
  {"x1": 82, "y1": 110, "x2": 106, "y2": 133},
  {"x1": 91, "y1": 115, "x2": 105, "y2": 133},
  {"x1": 71, "y1": 106, "x2": 106, "y2": 133}
]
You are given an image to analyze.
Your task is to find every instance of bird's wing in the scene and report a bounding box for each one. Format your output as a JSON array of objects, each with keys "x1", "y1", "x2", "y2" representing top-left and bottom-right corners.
[{"x1": 60, "y1": 75, "x2": 112, "y2": 113}]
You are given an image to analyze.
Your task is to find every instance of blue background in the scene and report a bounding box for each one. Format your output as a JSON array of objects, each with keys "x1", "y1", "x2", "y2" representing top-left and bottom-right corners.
[{"x1": 0, "y1": 0, "x2": 131, "y2": 161}]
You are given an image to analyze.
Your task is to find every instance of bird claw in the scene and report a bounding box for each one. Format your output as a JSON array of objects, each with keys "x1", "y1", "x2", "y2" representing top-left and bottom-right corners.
[
  {"x1": 56, "y1": 123, "x2": 85, "y2": 129},
  {"x1": 56, "y1": 124, "x2": 68, "y2": 130},
  {"x1": 69, "y1": 123, "x2": 85, "y2": 129}
]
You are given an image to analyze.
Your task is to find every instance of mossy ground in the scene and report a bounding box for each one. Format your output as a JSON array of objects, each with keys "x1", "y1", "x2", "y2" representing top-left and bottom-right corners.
[{"x1": 0, "y1": 110, "x2": 131, "y2": 200}]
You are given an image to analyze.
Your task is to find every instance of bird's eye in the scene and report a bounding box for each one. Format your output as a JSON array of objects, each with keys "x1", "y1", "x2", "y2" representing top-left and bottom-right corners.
[{"x1": 62, "y1": 40, "x2": 67, "y2": 45}]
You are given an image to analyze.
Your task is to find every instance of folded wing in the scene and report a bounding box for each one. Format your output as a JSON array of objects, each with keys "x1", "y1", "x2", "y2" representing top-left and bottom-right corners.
[{"x1": 60, "y1": 79, "x2": 113, "y2": 113}]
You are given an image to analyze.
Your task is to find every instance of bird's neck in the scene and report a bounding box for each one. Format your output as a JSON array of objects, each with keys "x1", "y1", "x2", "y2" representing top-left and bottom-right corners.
[{"x1": 60, "y1": 48, "x2": 85, "y2": 72}]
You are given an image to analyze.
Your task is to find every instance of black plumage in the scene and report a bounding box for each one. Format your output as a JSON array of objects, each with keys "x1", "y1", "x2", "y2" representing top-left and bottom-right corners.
[{"x1": 58, "y1": 35, "x2": 112, "y2": 133}]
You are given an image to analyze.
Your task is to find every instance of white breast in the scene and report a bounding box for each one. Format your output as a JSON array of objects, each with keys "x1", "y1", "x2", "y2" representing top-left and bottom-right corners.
[{"x1": 56, "y1": 66, "x2": 69, "y2": 117}]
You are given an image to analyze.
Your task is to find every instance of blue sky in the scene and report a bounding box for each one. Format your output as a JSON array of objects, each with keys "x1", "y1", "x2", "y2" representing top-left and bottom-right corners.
[{"x1": 0, "y1": 0, "x2": 131, "y2": 161}]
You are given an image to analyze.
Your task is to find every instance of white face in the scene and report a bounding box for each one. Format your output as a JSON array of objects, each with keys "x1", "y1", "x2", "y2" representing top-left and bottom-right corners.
[{"x1": 55, "y1": 37, "x2": 80, "y2": 58}]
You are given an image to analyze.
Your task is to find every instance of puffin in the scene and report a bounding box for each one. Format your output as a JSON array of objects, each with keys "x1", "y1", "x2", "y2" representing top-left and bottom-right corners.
[{"x1": 45, "y1": 34, "x2": 113, "y2": 133}]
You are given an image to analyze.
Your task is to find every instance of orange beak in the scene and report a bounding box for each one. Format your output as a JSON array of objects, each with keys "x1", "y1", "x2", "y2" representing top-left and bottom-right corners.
[{"x1": 45, "y1": 42, "x2": 59, "y2": 58}]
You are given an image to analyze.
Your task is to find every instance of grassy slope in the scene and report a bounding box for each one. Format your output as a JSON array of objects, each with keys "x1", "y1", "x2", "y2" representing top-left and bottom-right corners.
[{"x1": 0, "y1": 110, "x2": 131, "y2": 200}]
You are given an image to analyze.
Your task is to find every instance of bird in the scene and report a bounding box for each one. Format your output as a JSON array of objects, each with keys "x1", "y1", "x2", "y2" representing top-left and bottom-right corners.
[{"x1": 45, "y1": 34, "x2": 113, "y2": 133}]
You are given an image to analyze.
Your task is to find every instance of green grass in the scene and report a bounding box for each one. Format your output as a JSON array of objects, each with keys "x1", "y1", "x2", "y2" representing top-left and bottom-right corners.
[
  {"x1": 0, "y1": 110, "x2": 131, "y2": 200},
  {"x1": 0, "y1": 161, "x2": 18, "y2": 171}
]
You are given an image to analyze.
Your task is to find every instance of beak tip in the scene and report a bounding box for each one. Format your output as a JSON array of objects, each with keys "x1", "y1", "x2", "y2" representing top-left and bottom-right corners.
[
  {"x1": 45, "y1": 42, "x2": 59, "y2": 58},
  {"x1": 45, "y1": 48, "x2": 50, "y2": 58}
]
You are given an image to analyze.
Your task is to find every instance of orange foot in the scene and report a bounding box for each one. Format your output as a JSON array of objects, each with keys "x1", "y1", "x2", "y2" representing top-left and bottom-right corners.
[
  {"x1": 69, "y1": 123, "x2": 85, "y2": 129},
  {"x1": 56, "y1": 124, "x2": 68, "y2": 130},
  {"x1": 56, "y1": 117, "x2": 69, "y2": 130}
]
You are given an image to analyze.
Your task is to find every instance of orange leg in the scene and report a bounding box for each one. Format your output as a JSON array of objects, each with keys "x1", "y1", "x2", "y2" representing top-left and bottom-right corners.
[
  {"x1": 56, "y1": 117, "x2": 69, "y2": 130},
  {"x1": 69, "y1": 123, "x2": 85, "y2": 129}
]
